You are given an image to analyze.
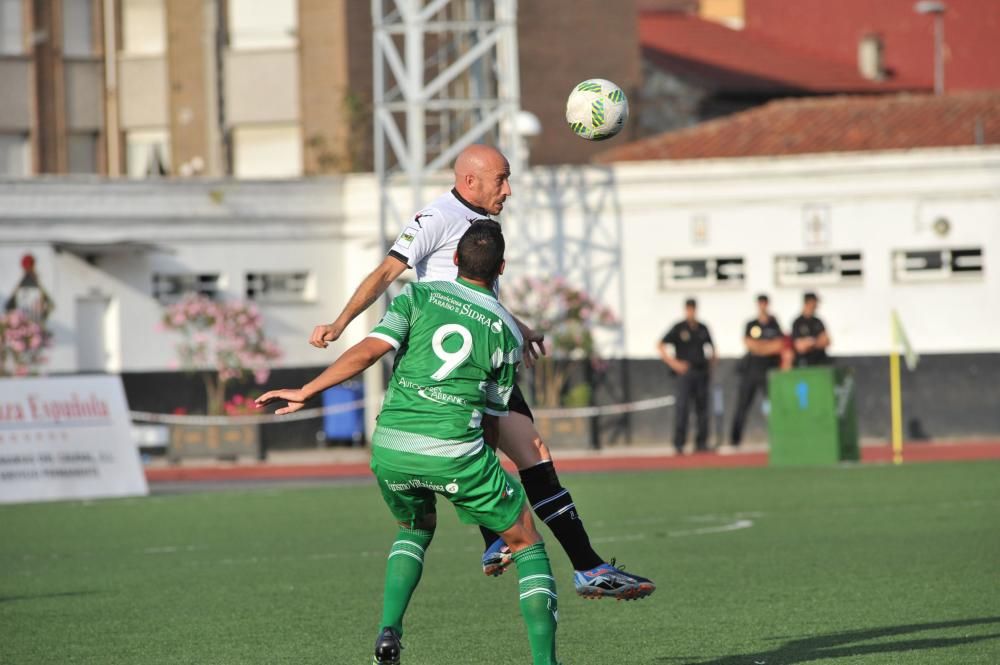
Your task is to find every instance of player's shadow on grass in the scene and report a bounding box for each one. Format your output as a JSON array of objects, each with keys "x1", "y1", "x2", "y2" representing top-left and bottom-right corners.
[
  {"x1": 0, "y1": 591, "x2": 97, "y2": 604},
  {"x1": 660, "y1": 617, "x2": 1000, "y2": 664}
]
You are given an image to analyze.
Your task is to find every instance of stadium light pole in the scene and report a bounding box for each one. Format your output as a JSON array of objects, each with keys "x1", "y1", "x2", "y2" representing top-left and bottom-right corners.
[{"x1": 914, "y1": 1, "x2": 946, "y2": 95}]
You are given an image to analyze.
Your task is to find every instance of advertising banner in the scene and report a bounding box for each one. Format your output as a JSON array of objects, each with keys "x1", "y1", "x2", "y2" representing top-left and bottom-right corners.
[{"x1": 0, "y1": 375, "x2": 148, "y2": 504}]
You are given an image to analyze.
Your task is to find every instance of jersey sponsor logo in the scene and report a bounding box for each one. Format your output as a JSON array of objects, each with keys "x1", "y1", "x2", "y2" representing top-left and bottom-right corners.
[
  {"x1": 385, "y1": 478, "x2": 452, "y2": 493},
  {"x1": 445, "y1": 482, "x2": 459, "y2": 494},
  {"x1": 427, "y1": 292, "x2": 500, "y2": 331},
  {"x1": 397, "y1": 376, "x2": 469, "y2": 407},
  {"x1": 417, "y1": 387, "x2": 468, "y2": 407},
  {"x1": 397, "y1": 226, "x2": 419, "y2": 248},
  {"x1": 413, "y1": 212, "x2": 430, "y2": 228}
]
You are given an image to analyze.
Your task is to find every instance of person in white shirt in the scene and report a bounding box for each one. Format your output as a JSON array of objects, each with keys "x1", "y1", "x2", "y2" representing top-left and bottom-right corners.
[{"x1": 309, "y1": 144, "x2": 654, "y2": 600}]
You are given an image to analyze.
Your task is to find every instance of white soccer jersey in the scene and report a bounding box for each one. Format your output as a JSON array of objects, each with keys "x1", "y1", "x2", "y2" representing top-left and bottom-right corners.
[{"x1": 388, "y1": 188, "x2": 493, "y2": 282}]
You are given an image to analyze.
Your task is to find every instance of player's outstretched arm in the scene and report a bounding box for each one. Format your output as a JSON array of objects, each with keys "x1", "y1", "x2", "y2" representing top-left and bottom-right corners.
[
  {"x1": 309, "y1": 255, "x2": 408, "y2": 348},
  {"x1": 257, "y1": 337, "x2": 394, "y2": 414}
]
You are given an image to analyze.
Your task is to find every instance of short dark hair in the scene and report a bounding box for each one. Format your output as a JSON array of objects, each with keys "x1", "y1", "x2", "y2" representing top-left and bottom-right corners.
[
  {"x1": 804, "y1": 292, "x2": 819, "y2": 303},
  {"x1": 685, "y1": 298, "x2": 697, "y2": 308},
  {"x1": 457, "y1": 219, "x2": 505, "y2": 282},
  {"x1": 757, "y1": 293, "x2": 769, "y2": 303}
]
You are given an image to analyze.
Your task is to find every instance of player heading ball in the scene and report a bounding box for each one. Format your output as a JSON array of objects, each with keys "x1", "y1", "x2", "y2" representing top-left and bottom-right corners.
[{"x1": 257, "y1": 221, "x2": 562, "y2": 665}]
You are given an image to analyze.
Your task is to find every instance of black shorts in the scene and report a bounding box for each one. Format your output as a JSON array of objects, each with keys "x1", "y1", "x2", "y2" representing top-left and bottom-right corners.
[{"x1": 508, "y1": 383, "x2": 534, "y2": 421}]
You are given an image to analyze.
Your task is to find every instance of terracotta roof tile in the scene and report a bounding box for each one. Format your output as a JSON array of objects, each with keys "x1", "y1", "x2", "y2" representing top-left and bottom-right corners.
[{"x1": 596, "y1": 91, "x2": 1000, "y2": 162}]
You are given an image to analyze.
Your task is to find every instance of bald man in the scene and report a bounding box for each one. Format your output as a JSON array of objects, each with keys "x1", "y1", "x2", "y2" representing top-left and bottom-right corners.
[{"x1": 309, "y1": 144, "x2": 654, "y2": 603}]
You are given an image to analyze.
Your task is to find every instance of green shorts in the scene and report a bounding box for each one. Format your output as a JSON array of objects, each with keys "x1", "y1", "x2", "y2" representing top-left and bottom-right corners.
[{"x1": 370, "y1": 443, "x2": 526, "y2": 534}]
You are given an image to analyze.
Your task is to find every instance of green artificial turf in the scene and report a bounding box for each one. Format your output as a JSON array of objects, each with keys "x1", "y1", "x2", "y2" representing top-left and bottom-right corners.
[{"x1": 1, "y1": 461, "x2": 999, "y2": 664}]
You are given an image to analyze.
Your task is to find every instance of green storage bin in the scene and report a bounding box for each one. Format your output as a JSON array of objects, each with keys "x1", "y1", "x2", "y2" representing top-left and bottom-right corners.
[{"x1": 768, "y1": 366, "x2": 859, "y2": 466}]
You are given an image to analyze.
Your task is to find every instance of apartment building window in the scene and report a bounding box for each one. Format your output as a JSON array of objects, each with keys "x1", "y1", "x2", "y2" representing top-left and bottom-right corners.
[
  {"x1": 659, "y1": 257, "x2": 745, "y2": 290},
  {"x1": 892, "y1": 248, "x2": 984, "y2": 282},
  {"x1": 67, "y1": 133, "x2": 99, "y2": 173},
  {"x1": 229, "y1": 0, "x2": 297, "y2": 50},
  {"x1": 153, "y1": 273, "x2": 222, "y2": 303},
  {"x1": 775, "y1": 252, "x2": 863, "y2": 286},
  {"x1": 126, "y1": 129, "x2": 170, "y2": 177},
  {"x1": 0, "y1": 0, "x2": 23, "y2": 55},
  {"x1": 0, "y1": 133, "x2": 30, "y2": 175},
  {"x1": 232, "y1": 125, "x2": 302, "y2": 178},
  {"x1": 122, "y1": 0, "x2": 166, "y2": 55},
  {"x1": 62, "y1": 0, "x2": 94, "y2": 57},
  {"x1": 246, "y1": 272, "x2": 312, "y2": 303}
]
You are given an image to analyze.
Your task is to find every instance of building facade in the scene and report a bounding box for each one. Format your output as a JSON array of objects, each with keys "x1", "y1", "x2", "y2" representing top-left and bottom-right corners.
[
  {"x1": 0, "y1": 0, "x2": 373, "y2": 179},
  {"x1": 0, "y1": 0, "x2": 644, "y2": 177}
]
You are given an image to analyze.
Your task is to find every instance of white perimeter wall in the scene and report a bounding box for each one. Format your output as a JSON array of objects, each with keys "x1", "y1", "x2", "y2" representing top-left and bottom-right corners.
[{"x1": 609, "y1": 148, "x2": 1000, "y2": 358}]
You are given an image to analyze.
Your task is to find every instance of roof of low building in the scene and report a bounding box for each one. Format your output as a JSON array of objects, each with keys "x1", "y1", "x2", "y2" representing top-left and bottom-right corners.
[
  {"x1": 640, "y1": 10, "x2": 926, "y2": 94},
  {"x1": 596, "y1": 91, "x2": 1000, "y2": 162}
]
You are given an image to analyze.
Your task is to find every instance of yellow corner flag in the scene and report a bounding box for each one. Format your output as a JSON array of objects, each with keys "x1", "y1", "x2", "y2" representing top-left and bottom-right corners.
[{"x1": 889, "y1": 311, "x2": 919, "y2": 464}]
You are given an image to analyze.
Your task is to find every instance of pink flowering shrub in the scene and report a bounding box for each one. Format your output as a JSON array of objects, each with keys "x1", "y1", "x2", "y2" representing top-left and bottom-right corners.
[
  {"x1": 161, "y1": 295, "x2": 282, "y2": 415},
  {"x1": 505, "y1": 276, "x2": 619, "y2": 408},
  {"x1": 0, "y1": 310, "x2": 51, "y2": 377},
  {"x1": 223, "y1": 393, "x2": 261, "y2": 416}
]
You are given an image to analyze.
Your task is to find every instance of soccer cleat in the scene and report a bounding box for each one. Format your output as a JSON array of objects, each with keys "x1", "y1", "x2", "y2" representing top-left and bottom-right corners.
[
  {"x1": 372, "y1": 627, "x2": 402, "y2": 664},
  {"x1": 482, "y1": 537, "x2": 513, "y2": 577},
  {"x1": 573, "y1": 559, "x2": 656, "y2": 601}
]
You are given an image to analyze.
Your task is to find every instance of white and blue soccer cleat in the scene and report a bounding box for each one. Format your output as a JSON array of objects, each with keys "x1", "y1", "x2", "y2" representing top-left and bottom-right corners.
[
  {"x1": 573, "y1": 559, "x2": 656, "y2": 601},
  {"x1": 481, "y1": 537, "x2": 513, "y2": 577}
]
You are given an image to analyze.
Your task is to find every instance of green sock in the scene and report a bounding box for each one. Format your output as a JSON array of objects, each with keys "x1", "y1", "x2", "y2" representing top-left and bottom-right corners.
[
  {"x1": 512, "y1": 543, "x2": 559, "y2": 665},
  {"x1": 380, "y1": 527, "x2": 434, "y2": 637}
]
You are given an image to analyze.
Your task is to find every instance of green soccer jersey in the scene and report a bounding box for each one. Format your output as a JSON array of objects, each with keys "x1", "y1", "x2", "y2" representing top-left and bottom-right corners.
[{"x1": 368, "y1": 278, "x2": 523, "y2": 471}]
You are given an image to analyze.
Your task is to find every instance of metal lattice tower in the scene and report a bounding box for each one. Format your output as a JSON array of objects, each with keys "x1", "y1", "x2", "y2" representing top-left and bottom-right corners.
[{"x1": 372, "y1": 0, "x2": 522, "y2": 250}]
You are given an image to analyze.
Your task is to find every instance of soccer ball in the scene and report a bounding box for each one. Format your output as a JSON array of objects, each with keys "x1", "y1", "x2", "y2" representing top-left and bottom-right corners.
[{"x1": 565, "y1": 78, "x2": 629, "y2": 141}]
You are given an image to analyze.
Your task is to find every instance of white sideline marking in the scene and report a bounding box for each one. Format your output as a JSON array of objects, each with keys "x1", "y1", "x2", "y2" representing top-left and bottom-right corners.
[
  {"x1": 591, "y1": 511, "x2": 765, "y2": 529},
  {"x1": 668, "y1": 519, "x2": 754, "y2": 537},
  {"x1": 590, "y1": 518, "x2": 756, "y2": 545},
  {"x1": 142, "y1": 545, "x2": 205, "y2": 555},
  {"x1": 132, "y1": 517, "x2": 757, "y2": 567},
  {"x1": 591, "y1": 533, "x2": 648, "y2": 545}
]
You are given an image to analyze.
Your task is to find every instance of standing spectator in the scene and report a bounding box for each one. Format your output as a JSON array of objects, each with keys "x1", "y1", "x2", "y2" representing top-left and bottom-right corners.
[
  {"x1": 658, "y1": 298, "x2": 716, "y2": 454},
  {"x1": 729, "y1": 294, "x2": 784, "y2": 448},
  {"x1": 791, "y1": 292, "x2": 831, "y2": 366}
]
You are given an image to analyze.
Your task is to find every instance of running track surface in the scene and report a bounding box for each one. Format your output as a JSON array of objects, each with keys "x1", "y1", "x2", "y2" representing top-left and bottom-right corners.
[{"x1": 145, "y1": 440, "x2": 1000, "y2": 484}]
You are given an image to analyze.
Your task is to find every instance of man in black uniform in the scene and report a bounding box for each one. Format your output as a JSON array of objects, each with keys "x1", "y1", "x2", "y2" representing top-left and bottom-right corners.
[
  {"x1": 730, "y1": 294, "x2": 784, "y2": 448},
  {"x1": 658, "y1": 298, "x2": 716, "y2": 454},
  {"x1": 791, "y1": 292, "x2": 831, "y2": 366}
]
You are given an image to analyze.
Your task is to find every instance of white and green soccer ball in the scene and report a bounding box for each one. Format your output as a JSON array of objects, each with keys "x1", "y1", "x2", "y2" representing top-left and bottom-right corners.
[{"x1": 565, "y1": 78, "x2": 629, "y2": 141}]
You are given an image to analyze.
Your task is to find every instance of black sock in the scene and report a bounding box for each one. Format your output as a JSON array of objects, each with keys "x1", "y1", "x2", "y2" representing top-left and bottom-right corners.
[
  {"x1": 519, "y1": 461, "x2": 604, "y2": 571},
  {"x1": 479, "y1": 525, "x2": 500, "y2": 551}
]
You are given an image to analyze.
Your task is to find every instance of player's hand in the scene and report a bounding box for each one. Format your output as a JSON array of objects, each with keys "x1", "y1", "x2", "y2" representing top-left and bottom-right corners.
[
  {"x1": 309, "y1": 322, "x2": 344, "y2": 349},
  {"x1": 256, "y1": 389, "x2": 309, "y2": 415},
  {"x1": 521, "y1": 328, "x2": 546, "y2": 369},
  {"x1": 673, "y1": 360, "x2": 690, "y2": 375}
]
